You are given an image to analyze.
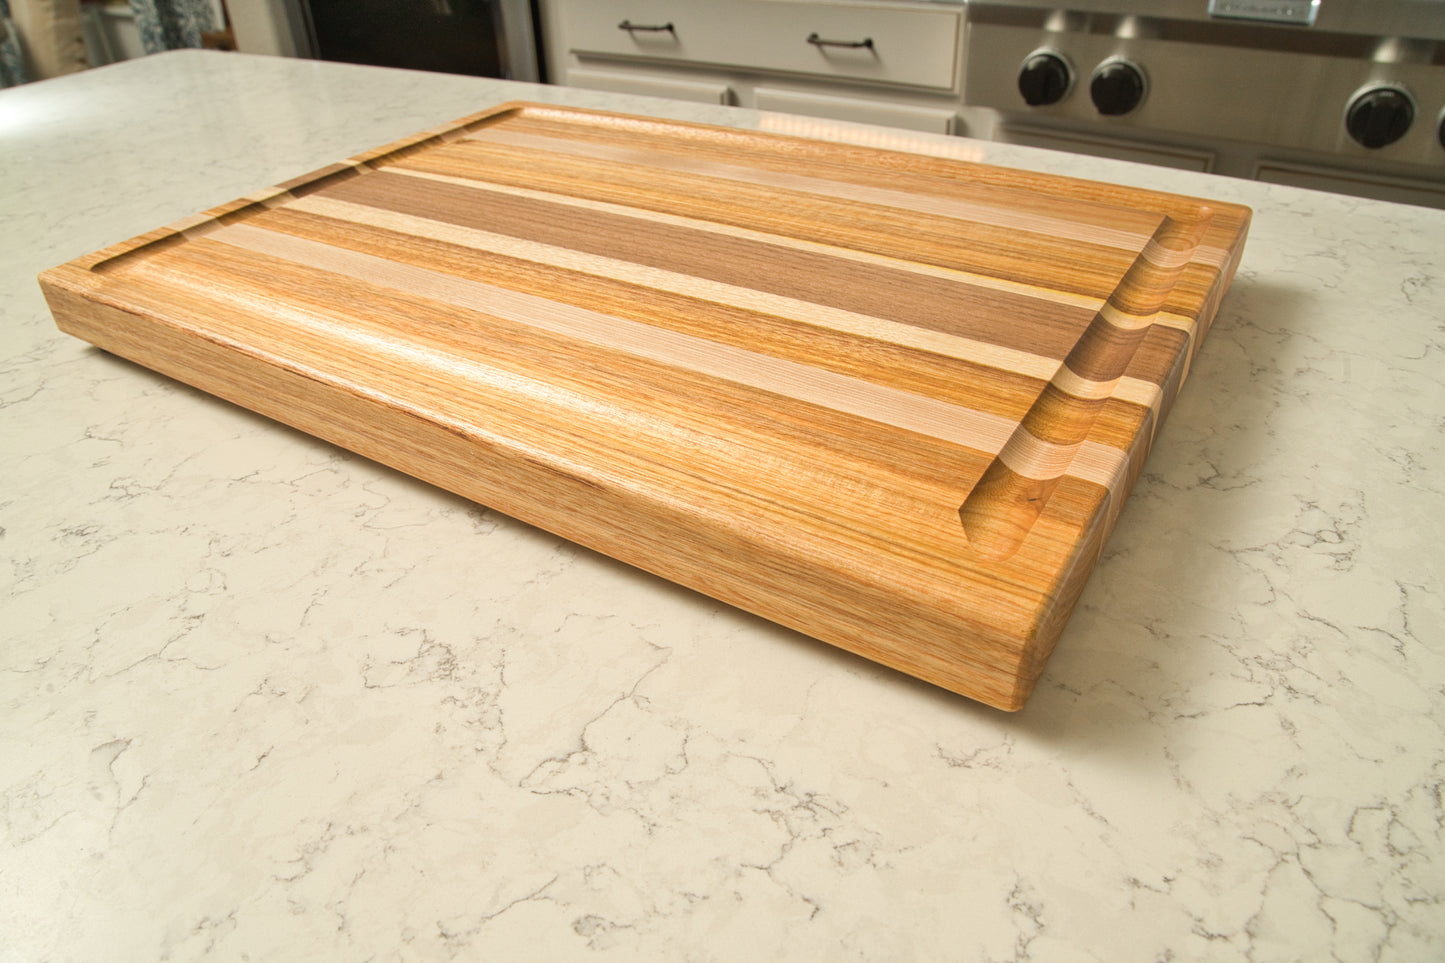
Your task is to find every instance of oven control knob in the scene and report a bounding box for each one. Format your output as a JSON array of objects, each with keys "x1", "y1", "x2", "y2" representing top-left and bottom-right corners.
[
  {"x1": 1018, "y1": 51, "x2": 1072, "y2": 107},
  {"x1": 1090, "y1": 59, "x2": 1146, "y2": 116},
  {"x1": 1346, "y1": 87, "x2": 1415, "y2": 148}
]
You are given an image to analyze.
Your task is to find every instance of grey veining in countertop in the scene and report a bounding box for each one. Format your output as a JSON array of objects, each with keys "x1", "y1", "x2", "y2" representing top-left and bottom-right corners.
[{"x1": 2, "y1": 50, "x2": 1442, "y2": 962}]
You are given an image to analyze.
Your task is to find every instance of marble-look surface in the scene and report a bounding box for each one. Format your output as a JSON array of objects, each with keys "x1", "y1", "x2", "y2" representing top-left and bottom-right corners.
[{"x1": 2, "y1": 51, "x2": 1442, "y2": 962}]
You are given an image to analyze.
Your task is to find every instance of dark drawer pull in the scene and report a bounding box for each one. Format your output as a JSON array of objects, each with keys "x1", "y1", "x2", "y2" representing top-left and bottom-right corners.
[
  {"x1": 807, "y1": 32, "x2": 874, "y2": 51},
  {"x1": 619, "y1": 20, "x2": 676, "y2": 37}
]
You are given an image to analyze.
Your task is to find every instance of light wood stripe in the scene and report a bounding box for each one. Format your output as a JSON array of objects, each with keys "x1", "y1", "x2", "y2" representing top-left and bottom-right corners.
[
  {"x1": 997, "y1": 429, "x2": 1082, "y2": 480},
  {"x1": 1156, "y1": 313, "x2": 1196, "y2": 337},
  {"x1": 206, "y1": 221, "x2": 1131, "y2": 491},
  {"x1": 1051, "y1": 364, "x2": 1120, "y2": 402}
]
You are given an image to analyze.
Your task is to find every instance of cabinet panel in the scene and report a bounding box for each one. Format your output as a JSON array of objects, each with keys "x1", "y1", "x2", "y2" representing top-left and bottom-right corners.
[
  {"x1": 560, "y1": 0, "x2": 960, "y2": 92},
  {"x1": 568, "y1": 66, "x2": 734, "y2": 105}
]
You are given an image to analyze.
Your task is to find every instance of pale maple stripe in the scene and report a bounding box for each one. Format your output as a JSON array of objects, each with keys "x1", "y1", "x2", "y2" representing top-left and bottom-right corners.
[
  {"x1": 1157, "y1": 311, "x2": 1196, "y2": 344},
  {"x1": 997, "y1": 429, "x2": 1082, "y2": 481},
  {"x1": 1051, "y1": 364, "x2": 1120, "y2": 402},
  {"x1": 463, "y1": 128, "x2": 1161, "y2": 253},
  {"x1": 205, "y1": 221, "x2": 1131, "y2": 492},
  {"x1": 1156, "y1": 312, "x2": 1196, "y2": 336},
  {"x1": 1070, "y1": 441, "x2": 1133, "y2": 502},
  {"x1": 758, "y1": 112, "x2": 992, "y2": 161}
]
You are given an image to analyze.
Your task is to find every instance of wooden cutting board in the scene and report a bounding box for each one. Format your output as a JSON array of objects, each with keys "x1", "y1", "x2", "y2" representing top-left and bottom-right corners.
[{"x1": 41, "y1": 102, "x2": 1250, "y2": 710}]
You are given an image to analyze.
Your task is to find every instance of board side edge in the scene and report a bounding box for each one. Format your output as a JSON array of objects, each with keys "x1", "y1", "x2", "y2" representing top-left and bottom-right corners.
[{"x1": 41, "y1": 279, "x2": 1037, "y2": 710}]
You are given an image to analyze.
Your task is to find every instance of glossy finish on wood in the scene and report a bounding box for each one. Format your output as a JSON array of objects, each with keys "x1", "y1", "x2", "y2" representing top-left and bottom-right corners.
[{"x1": 40, "y1": 102, "x2": 1250, "y2": 709}]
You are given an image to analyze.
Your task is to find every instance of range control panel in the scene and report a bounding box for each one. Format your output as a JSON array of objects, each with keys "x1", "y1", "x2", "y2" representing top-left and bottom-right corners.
[{"x1": 964, "y1": 4, "x2": 1445, "y2": 175}]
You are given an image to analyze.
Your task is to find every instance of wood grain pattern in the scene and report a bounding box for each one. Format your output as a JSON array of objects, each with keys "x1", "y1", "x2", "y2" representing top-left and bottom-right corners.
[{"x1": 40, "y1": 102, "x2": 1251, "y2": 709}]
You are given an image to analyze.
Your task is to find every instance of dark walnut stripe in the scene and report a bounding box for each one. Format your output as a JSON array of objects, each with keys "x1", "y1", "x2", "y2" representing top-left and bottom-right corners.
[{"x1": 319, "y1": 170, "x2": 1105, "y2": 360}]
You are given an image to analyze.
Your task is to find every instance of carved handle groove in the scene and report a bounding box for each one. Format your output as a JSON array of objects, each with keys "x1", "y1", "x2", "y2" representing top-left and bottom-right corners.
[{"x1": 960, "y1": 207, "x2": 1213, "y2": 561}]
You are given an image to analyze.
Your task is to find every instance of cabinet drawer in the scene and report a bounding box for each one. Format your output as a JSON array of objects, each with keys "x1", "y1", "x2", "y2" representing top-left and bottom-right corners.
[{"x1": 560, "y1": 0, "x2": 961, "y2": 92}]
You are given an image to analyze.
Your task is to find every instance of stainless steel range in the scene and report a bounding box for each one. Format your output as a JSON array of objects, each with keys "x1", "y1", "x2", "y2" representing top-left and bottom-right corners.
[{"x1": 963, "y1": 0, "x2": 1445, "y2": 207}]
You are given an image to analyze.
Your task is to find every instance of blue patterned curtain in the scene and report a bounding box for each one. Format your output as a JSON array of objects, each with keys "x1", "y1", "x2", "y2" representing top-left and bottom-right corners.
[
  {"x1": 0, "y1": 0, "x2": 28, "y2": 88},
  {"x1": 129, "y1": 0, "x2": 215, "y2": 53}
]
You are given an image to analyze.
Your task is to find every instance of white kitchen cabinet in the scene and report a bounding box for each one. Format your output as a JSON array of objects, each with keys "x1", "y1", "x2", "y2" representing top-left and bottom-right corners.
[
  {"x1": 540, "y1": 0, "x2": 965, "y2": 133},
  {"x1": 558, "y1": 0, "x2": 958, "y2": 91}
]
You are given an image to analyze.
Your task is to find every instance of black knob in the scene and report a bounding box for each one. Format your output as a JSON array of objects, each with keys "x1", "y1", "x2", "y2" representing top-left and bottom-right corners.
[
  {"x1": 1346, "y1": 87, "x2": 1414, "y2": 148},
  {"x1": 1090, "y1": 60, "x2": 1145, "y2": 116},
  {"x1": 1018, "y1": 52, "x2": 1071, "y2": 107},
  {"x1": 1439, "y1": 110, "x2": 1445, "y2": 150}
]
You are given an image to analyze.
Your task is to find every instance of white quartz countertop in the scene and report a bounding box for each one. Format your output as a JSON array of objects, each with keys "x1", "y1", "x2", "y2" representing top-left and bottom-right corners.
[{"x1": 2, "y1": 51, "x2": 1442, "y2": 962}]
